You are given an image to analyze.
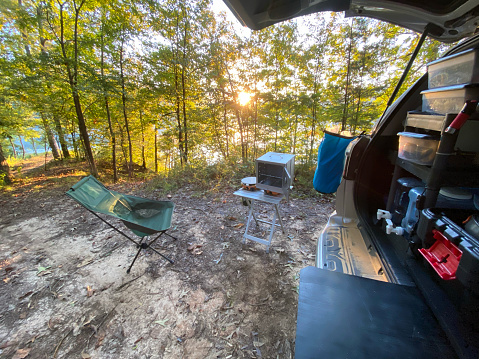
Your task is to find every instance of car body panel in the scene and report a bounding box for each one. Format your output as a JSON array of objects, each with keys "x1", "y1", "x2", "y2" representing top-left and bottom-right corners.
[{"x1": 222, "y1": 0, "x2": 479, "y2": 42}]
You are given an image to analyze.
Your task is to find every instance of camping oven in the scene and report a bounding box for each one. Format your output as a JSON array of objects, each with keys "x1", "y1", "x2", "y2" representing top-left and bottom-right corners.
[{"x1": 256, "y1": 152, "x2": 295, "y2": 200}]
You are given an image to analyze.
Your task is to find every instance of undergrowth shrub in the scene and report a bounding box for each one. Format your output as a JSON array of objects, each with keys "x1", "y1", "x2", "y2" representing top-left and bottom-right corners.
[{"x1": 145, "y1": 157, "x2": 256, "y2": 194}]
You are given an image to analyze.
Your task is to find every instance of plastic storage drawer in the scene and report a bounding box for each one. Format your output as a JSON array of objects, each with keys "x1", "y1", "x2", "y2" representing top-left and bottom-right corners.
[
  {"x1": 405, "y1": 112, "x2": 446, "y2": 132},
  {"x1": 421, "y1": 84, "x2": 479, "y2": 115},
  {"x1": 397, "y1": 132, "x2": 439, "y2": 166},
  {"x1": 428, "y1": 49, "x2": 479, "y2": 88}
]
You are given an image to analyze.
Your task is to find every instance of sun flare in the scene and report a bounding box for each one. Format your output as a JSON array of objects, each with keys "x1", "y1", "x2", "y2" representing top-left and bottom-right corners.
[{"x1": 238, "y1": 91, "x2": 252, "y2": 106}]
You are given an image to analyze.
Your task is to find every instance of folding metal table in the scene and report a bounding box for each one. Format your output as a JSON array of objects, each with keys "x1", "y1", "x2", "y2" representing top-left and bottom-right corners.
[{"x1": 233, "y1": 188, "x2": 286, "y2": 252}]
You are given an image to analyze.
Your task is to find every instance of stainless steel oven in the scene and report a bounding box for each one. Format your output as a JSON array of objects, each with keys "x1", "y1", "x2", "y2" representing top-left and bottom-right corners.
[{"x1": 256, "y1": 152, "x2": 295, "y2": 200}]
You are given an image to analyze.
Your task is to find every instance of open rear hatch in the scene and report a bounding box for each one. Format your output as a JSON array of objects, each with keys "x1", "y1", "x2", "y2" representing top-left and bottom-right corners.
[{"x1": 222, "y1": 0, "x2": 479, "y2": 42}]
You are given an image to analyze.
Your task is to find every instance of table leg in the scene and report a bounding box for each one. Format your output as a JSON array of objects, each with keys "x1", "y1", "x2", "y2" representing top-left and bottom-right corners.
[
  {"x1": 243, "y1": 199, "x2": 255, "y2": 244},
  {"x1": 250, "y1": 205, "x2": 259, "y2": 227},
  {"x1": 266, "y1": 207, "x2": 277, "y2": 253},
  {"x1": 275, "y1": 204, "x2": 286, "y2": 234}
]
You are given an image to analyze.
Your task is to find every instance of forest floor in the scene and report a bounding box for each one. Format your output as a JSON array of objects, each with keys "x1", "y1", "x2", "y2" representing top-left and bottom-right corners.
[{"x1": 0, "y1": 157, "x2": 334, "y2": 359}]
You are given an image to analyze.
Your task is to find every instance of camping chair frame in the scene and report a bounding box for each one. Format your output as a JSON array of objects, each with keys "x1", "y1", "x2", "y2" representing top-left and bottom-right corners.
[
  {"x1": 86, "y1": 209, "x2": 177, "y2": 273},
  {"x1": 66, "y1": 176, "x2": 177, "y2": 273}
]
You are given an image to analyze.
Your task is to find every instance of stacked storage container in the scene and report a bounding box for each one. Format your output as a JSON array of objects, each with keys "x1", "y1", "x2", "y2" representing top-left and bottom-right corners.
[
  {"x1": 380, "y1": 50, "x2": 479, "y2": 330},
  {"x1": 392, "y1": 49, "x2": 479, "y2": 324},
  {"x1": 398, "y1": 49, "x2": 479, "y2": 166}
]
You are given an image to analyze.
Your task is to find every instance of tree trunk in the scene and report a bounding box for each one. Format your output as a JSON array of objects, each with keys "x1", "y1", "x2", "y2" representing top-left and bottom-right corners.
[
  {"x1": 174, "y1": 65, "x2": 185, "y2": 165},
  {"x1": 58, "y1": 1, "x2": 97, "y2": 176},
  {"x1": 41, "y1": 114, "x2": 61, "y2": 160},
  {"x1": 18, "y1": 135, "x2": 26, "y2": 159},
  {"x1": 105, "y1": 96, "x2": 117, "y2": 181},
  {"x1": 100, "y1": 23, "x2": 117, "y2": 182},
  {"x1": 309, "y1": 81, "x2": 318, "y2": 166},
  {"x1": 180, "y1": 10, "x2": 189, "y2": 164},
  {"x1": 253, "y1": 90, "x2": 258, "y2": 159},
  {"x1": 30, "y1": 138, "x2": 38, "y2": 155},
  {"x1": 114, "y1": 118, "x2": 129, "y2": 171},
  {"x1": 154, "y1": 124, "x2": 158, "y2": 173},
  {"x1": 274, "y1": 109, "x2": 279, "y2": 152},
  {"x1": 211, "y1": 107, "x2": 226, "y2": 159},
  {"x1": 0, "y1": 142, "x2": 11, "y2": 184},
  {"x1": 181, "y1": 66, "x2": 188, "y2": 164},
  {"x1": 8, "y1": 137, "x2": 17, "y2": 158},
  {"x1": 292, "y1": 114, "x2": 298, "y2": 154},
  {"x1": 140, "y1": 110, "x2": 146, "y2": 169},
  {"x1": 222, "y1": 88, "x2": 229, "y2": 158},
  {"x1": 53, "y1": 115, "x2": 70, "y2": 158},
  {"x1": 235, "y1": 108, "x2": 246, "y2": 162},
  {"x1": 70, "y1": 118, "x2": 80, "y2": 159},
  {"x1": 341, "y1": 21, "x2": 354, "y2": 132},
  {"x1": 119, "y1": 34, "x2": 133, "y2": 178}
]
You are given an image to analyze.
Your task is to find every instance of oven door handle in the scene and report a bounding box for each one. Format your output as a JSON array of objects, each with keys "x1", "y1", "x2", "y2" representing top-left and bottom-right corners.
[{"x1": 284, "y1": 167, "x2": 292, "y2": 189}]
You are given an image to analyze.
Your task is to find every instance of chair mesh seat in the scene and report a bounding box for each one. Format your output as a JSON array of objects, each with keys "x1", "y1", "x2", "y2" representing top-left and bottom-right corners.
[{"x1": 66, "y1": 176, "x2": 174, "y2": 237}]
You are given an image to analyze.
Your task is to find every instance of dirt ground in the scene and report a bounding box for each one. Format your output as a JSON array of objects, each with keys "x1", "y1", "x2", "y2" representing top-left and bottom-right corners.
[{"x1": 0, "y1": 160, "x2": 334, "y2": 359}]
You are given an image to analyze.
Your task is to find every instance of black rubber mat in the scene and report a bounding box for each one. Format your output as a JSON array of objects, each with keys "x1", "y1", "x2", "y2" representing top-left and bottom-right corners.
[{"x1": 295, "y1": 266, "x2": 456, "y2": 359}]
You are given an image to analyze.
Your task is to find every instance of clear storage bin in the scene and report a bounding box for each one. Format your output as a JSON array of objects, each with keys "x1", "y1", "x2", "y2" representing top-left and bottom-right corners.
[
  {"x1": 398, "y1": 132, "x2": 439, "y2": 166},
  {"x1": 405, "y1": 112, "x2": 446, "y2": 132},
  {"x1": 428, "y1": 49, "x2": 479, "y2": 89},
  {"x1": 421, "y1": 84, "x2": 479, "y2": 115}
]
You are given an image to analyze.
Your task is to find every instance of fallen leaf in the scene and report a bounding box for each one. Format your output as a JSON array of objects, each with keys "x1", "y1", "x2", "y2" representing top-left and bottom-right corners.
[
  {"x1": 227, "y1": 216, "x2": 237, "y2": 221},
  {"x1": 37, "y1": 270, "x2": 52, "y2": 277},
  {"x1": 86, "y1": 286, "x2": 94, "y2": 297},
  {"x1": 73, "y1": 323, "x2": 81, "y2": 336},
  {"x1": 77, "y1": 258, "x2": 94, "y2": 268},
  {"x1": 95, "y1": 332, "x2": 105, "y2": 348},
  {"x1": 187, "y1": 244, "x2": 202, "y2": 251},
  {"x1": 233, "y1": 223, "x2": 244, "y2": 229},
  {"x1": 36, "y1": 266, "x2": 51, "y2": 275},
  {"x1": 194, "y1": 251, "x2": 203, "y2": 255},
  {"x1": 83, "y1": 315, "x2": 96, "y2": 326},
  {"x1": 154, "y1": 318, "x2": 169, "y2": 327},
  {"x1": 19, "y1": 291, "x2": 34, "y2": 301},
  {"x1": 81, "y1": 352, "x2": 91, "y2": 359},
  {"x1": 12, "y1": 348, "x2": 31, "y2": 359}
]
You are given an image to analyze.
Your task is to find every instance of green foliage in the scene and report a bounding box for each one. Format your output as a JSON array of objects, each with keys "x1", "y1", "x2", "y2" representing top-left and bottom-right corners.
[
  {"x1": 0, "y1": 172, "x2": 6, "y2": 187},
  {"x1": 0, "y1": 0, "x2": 456, "y2": 181}
]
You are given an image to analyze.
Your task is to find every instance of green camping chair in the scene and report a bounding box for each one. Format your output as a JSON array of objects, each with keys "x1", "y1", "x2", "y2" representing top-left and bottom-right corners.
[{"x1": 66, "y1": 176, "x2": 176, "y2": 273}]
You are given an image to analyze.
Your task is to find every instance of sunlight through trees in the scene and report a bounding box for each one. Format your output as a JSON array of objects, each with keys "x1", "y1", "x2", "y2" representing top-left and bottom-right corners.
[{"x1": 0, "y1": 0, "x2": 450, "y2": 181}]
